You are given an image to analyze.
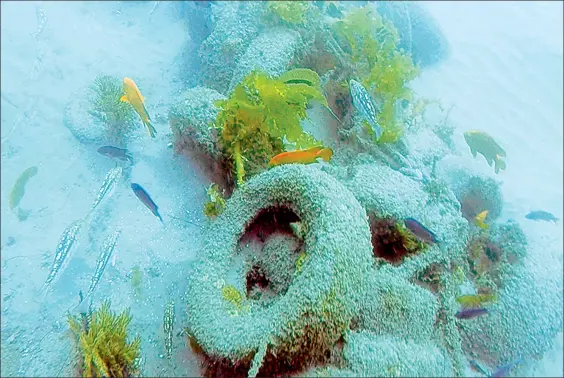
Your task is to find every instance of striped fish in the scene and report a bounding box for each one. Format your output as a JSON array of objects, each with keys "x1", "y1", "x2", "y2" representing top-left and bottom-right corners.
[
  {"x1": 163, "y1": 300, "x2": 175, "y2": 359},
  {"x1": 88, "y1": 166, "x2": 123, "y2": 215},
  {"x1": 349, "y1": 79, "x2": 383, "y2": 139},
  {"x1": 83, "y1": 230, "x2": 121, "y2": 301},
  {"x1": 39, "y1": 219, "x2": 84, "y2": 297}
]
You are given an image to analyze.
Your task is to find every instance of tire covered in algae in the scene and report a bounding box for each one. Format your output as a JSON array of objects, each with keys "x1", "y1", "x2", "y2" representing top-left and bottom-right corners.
[{"x1": 185, "y1": 164, "x2": 374, "y2": 377}]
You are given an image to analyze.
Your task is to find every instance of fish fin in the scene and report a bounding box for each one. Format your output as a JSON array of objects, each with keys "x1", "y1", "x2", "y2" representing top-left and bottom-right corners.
[
  {"x1": 323, "y1": 105, "x2": 342, "y2": 124},
  {"x1": 470, "y1": 147, "x2": 477, "y2": 158},
  {"x1": 485, "y1": 156, "x2": 493, "y2": 167},
  {"x1": 120, "y1": 95, "x2": 129, "y2": 103},
  {"x1": 494, "y1": 157, "x2": 506, "y2": 174},
  {"x1": 369, "y1": 121, "x2": 383, "y2": 140},
  {"x1": 142, "y1": 102, "x2": 151, "y2": 121},
  {"x1": 157, "y1": 212, "x2": 165, "y2": 225},
  {"x1": 38, "y1": 283, "x2": 50, "y2": 300},
  {"x1": 126, "y1": 153, "x2": 134, "y2": 164},
  {"x1": 76, "y1": 293, "x2": 90, "y2": 315},
  {"x1": 145, "y1": 120, "x2": 157, "y2": 138},
  {"x1": 316, "y1": 148, "x2": 333, "y2": 162}
]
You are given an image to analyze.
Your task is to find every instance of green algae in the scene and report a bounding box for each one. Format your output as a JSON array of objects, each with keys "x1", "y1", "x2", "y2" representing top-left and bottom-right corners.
[{"x1": 9, "y1": 166, "x2": 38, "y2": 210}]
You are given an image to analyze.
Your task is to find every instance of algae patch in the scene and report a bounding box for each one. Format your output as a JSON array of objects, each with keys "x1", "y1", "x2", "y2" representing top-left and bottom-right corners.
[{"x1": 9, "y1": 166, "x2": 38, "y2": 221}]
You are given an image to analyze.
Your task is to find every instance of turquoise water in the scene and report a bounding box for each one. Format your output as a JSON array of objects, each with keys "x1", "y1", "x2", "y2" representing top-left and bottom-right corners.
[{"x1": 1, "y1": 1, "x2": 562, "y2": 377}]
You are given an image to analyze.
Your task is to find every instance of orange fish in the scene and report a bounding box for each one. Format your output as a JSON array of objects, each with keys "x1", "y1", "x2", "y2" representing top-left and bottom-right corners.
[
  {"x1": 120, "y1": 77, "x2": 157, "y2": 138},
  {"x1": 269, "y1": 146, "x2": 333, "y2": 166}
]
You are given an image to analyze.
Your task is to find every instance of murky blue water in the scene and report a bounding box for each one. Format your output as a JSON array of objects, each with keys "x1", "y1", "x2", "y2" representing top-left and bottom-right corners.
[{"x1": 1, "y1": 1, "x2": 562, "y2": 377}]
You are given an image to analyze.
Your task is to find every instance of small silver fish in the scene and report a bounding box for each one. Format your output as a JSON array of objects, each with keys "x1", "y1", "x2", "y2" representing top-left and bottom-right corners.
[
  {"x1": 39, "y1": 219, "x2": 84, "y2": 297},
  {"x1": 84, "y1": 230, "x2": 121, "y2": 300},
  {"x1": 349, "y1": 79, "x2": 383, "y2": 139},
  {"x1": 163, "y1": 300, "x2": 175, "y2": 359},
  {"x1": 89, "y1": 166, "x2": 123, "y2": 214},
  {"x1": 32, "y1": 4, "x2": 47, "y2": 40}
]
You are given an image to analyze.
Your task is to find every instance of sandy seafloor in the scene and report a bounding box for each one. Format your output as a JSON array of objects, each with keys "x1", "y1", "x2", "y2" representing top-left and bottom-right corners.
[{"x1": 0, "y1": 1, "x2": 562, "y2": 377}]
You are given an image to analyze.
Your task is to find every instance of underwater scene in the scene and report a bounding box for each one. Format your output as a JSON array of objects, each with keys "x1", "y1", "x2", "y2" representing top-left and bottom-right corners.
[{"x1": 1, "y1": 1, "x2": 562, "y2": 377}]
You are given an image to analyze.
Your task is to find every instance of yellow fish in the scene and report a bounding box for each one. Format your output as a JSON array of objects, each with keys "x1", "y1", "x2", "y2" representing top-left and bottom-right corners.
[
  {"x1": 269, "y1": 146, "x2": 333, "y2": 166},
  {"x1": 120, "y1": 77, "x2": 157, "y2": 138},
  {"x1": 463, "y1": 130, "x2": 506, "y2": 174},
  {"x1": 475, "y1": 210, "x2": 489, "y2": 229}
]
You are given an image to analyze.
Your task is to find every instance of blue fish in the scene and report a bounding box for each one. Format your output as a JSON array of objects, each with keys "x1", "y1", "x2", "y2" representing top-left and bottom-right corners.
[
  {"x1": 404, "y1": 218, "x2": 439, "y2": 244},
  {"x1": 525, "y1": 210, "x2": 558, "y2": 223},
  {"x1": 455, "y1": 307, "x2": 488, "y2": 319},
  {"x1": 131, "y1": 183, "x2": 164, "y2": 224},
  {"x1": 489, "y1": 358, "x2": 523, "y2": 377},
  {"x1": 349, "y1": 79, "x2": 383, "y2": 139}
]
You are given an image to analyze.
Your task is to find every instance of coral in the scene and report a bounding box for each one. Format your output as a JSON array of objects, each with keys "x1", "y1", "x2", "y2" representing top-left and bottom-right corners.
[
  {"x1": 354, "y1": 271, "x2": 439, "y2": 342},
  {"x1": 455, "y1": 175, "x2": 504, "y2": 223},
  {"x1": 203, "y1": 183, "x2": 226, "y2": 218},
  {"x1": 458, "y1": 252, "x2": 563, "y2": 368},
  {"x1": 168, "y1": 86, "x2": 235, "y2": 193},
  {"x1": 466, "y1": 220, "x2": 528, "y2": 294},
  {"x1": 228, "y1": 27, "x2": 302, "y2": 93},
  {"x1": 169, "y1": 87, "x2": 225, "y2": 158},
  {"x1": 213, "y1": 70, "x2": 326, "y2": 186},
  {"x1": 198, "y1": 2, "x2": 267, "y2": 94},
  {"x1": 342, "y1": 331, "x2": 454, "y2": 377},
  {"x1": 423, "y1": 178, "x2": 452, "y2": 205},
  {"x1": 244, "y1": 233, "x2": 303, "y2": 299},
  {"x1": 185, "y1": 164, "x2": 373, "y2": 377},
  {"x1": 88, "y1": 75, "x2": 137, "y2": 146},
  {"x1": 67, "y1": 301, "x2": 141, "y2": 377},
  {"x1": 368, "y1": 214, "x2": 426, "y2": 265},
  {"x1": 413, "y1": 262, "x2": 447, "y2": 293}
]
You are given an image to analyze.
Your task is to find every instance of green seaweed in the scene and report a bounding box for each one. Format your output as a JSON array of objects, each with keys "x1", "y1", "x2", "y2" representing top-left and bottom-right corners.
[
  {"x1": 203, "y1": 183, "x2": 226, "y2": 218},
  {"x1": 213, "y1": 70, "x2": 325, "y2": 186},
  {"x1": 88, "y1": 75, "x2": 137, "y2": 145},
  {"x1": 9, "y1": 166, "x2": 38, "y2": 210},
  {"x1": 267, "y1": 1, "x2": 311, "y2": 25},
  {"x1": 456, "y1": 293, "x2": 497, "y2": 308},
  {"x1": 67, "y1": 301, "x2": 141, "y2": 378},
  {"x1": 221, "y1": 285, "x2": 243, "y2": 308},
  {"x1": 129, "y1": 265, "x2": 143, "y2": 299},
  {"x1": 332, "y1": 5, "x2": 420, "y2": 144}
]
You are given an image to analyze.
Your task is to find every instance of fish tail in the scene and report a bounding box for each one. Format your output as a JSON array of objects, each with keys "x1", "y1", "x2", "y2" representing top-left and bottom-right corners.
[
  {"x1": 38, "y1": 282, "x2": 50, "y2": 300},
  {"x1": 157, "y1": 212, "x2": 165, "y2": 225},
  {"x1": 316, "y1": 148, "x2": 333, "y2": 162},
  {"x1": 144, "y1": 119, "x2": 157, "y2": 138},
  {"x1": 125, "y1": 152, "x2": 134, "y2": 164}
]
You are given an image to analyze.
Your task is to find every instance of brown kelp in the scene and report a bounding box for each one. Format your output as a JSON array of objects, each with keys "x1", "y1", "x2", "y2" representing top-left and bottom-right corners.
[
  {"x1": 213, "y1": 69, "x2": 328, "y2": 186},
  {"x1": 330, "y1": 5, "x2": 420, "y2": 143},
  {"x1": 68, "y1": 301, "x2": 141, "y2": 377}
]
